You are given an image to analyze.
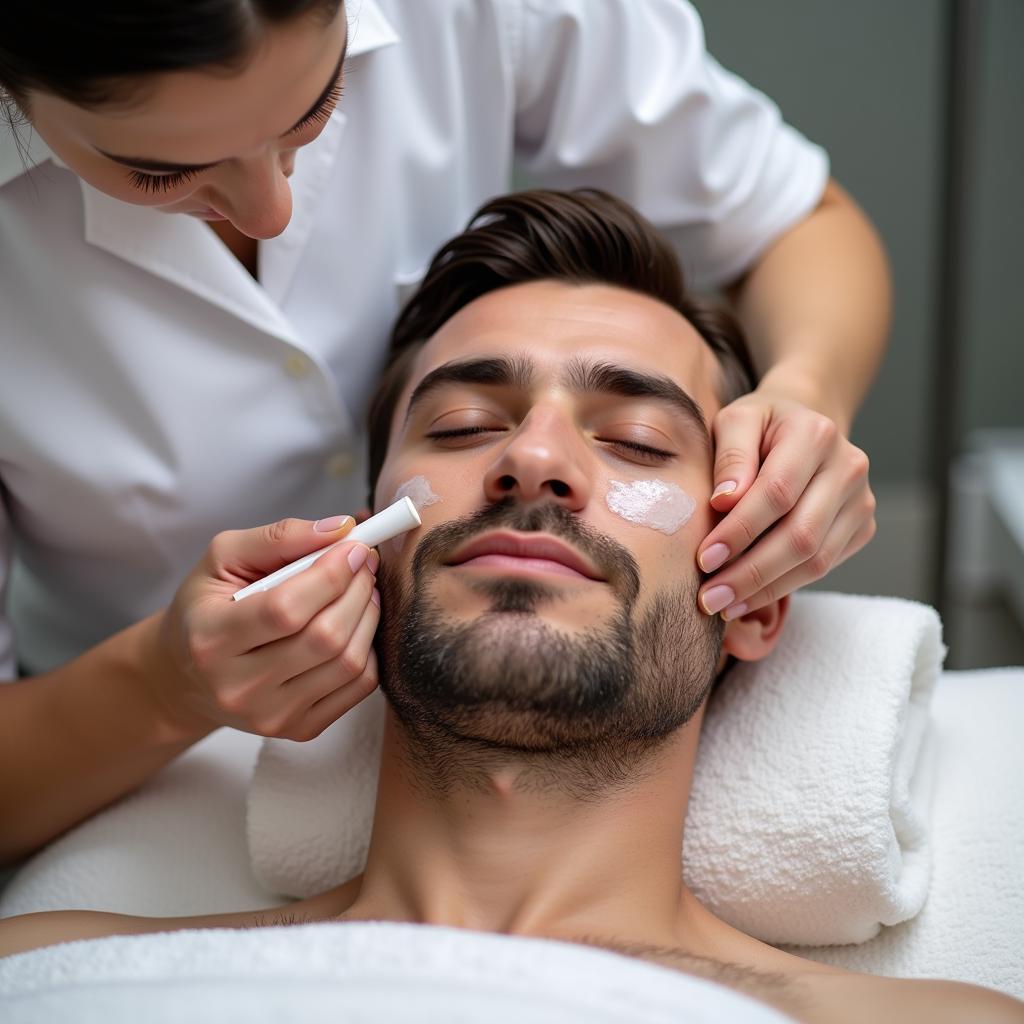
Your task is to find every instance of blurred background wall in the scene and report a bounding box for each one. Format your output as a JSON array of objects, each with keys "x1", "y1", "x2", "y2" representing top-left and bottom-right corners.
[{"x1": 695, "y1": 0, "x2": 1024, "y2": 667}]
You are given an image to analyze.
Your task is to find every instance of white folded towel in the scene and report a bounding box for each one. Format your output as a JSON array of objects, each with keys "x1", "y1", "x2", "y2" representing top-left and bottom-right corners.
[
  {"x1": 248, "y1": 592, "x2": 943, "y2": 946},
  {"x1": 1, "y1": 728, "x2": 276, "y2": 919},
  {"x1": 0, "y1": 922, "x2": 796, "y2": 1024}
]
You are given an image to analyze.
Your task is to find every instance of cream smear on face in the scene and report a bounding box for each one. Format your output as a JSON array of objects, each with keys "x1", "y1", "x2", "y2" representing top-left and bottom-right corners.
[
  {"x1": 393, "y1": 475, "x2": 441, "y2": 510},
  {"x1": 605, "y1": 479, "x2": 696, "y2": 535}
]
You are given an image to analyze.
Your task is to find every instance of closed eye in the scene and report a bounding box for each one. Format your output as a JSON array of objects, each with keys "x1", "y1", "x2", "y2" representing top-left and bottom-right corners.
[
  {"x1": 426, "y1": 427, "x2": 674, "y2": 463},
  {"x1": 126, "y1": 169, "x2": 199, "y2": 194},
  {"x1": 599, "y1": 438, "x2": 676, "y2": 463},
  {"x1": 425, "y1": 426, "x2": 504, "y2": 447},
  {"x1": 288, "y1": 76, "x2": 345, "y2": 134},
  {"x1": 122, "y1": 76, "x2": 345, "y2": 194}
]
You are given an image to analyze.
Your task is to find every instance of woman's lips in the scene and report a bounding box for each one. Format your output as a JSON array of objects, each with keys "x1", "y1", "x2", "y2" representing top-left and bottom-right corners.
[{"x1": 455, "y1": 553, "x2": 592, "y2": 581}]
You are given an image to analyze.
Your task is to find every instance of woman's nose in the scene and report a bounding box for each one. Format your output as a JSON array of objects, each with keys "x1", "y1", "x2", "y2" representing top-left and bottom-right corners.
[
  {"x1": 483, "y1": 413, "x2": 591, "y2": 511},
  {"x1": 216, "y1": 152, "x2": 294, "y2": 239}
]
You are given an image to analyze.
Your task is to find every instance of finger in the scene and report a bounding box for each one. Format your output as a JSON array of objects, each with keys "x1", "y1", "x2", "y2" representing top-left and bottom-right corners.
[
  {"x1": 209, "y1": 515, "x2": 355, "y2": 582},
  {"x1": 698, "y1": 440, "x2": 833, "y2": 575},
  {"x1": 292, "y1": 651, "x2": 380, "y2": 742},
  {"x1": 247, "y1": 555, "x2": 378, "y2": 678},
  {"x1": 231, "y1": 541, "x2": 374, "y2": 653},
  {"x1": 835, "y1": 518, "x2": 877, "y2": 568},
  {"x1": 699, "y1": 467, "x2": 858, "y2": 610},
  {"x1": 285, "y1": 585, "x2": 381, "y2": 698},
  {"x1": 254, "y1": 596, "x2": 381, "y2": 738},
  {"x1": 715, "y1": 503, "x2": 867, "y2": 618},
  {"x1": 708, "y1": 404, "x2": 768, "y2": 512}
]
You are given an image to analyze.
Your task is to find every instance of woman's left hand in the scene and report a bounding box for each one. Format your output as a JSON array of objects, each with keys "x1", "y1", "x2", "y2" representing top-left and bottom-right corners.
[{"x1": 695, "y1": 388, "x2": 876, "y2": 619}]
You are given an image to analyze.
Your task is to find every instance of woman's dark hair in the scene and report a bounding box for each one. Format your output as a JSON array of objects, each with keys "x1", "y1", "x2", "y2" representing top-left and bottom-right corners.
[
  {"x1": 367, "y1": 188, "x2": 756, "y2": 497},
  {"x1": 0, "y1": 1, "x2": 342, "y2": 111}
]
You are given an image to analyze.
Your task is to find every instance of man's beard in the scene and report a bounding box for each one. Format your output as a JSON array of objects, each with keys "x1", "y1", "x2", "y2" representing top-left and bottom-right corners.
[{"x1": 376, "y1": 500, "x2": 724, "y2": 796}]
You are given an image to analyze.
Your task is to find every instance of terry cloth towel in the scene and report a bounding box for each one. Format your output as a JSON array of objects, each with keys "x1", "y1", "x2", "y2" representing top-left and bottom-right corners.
[
  {"x1": 0, "y1": 922, "x2": 796, "y2": 1024},
  {"x1": 248, "y1": 591, "x2": 943, "y2": 947}
]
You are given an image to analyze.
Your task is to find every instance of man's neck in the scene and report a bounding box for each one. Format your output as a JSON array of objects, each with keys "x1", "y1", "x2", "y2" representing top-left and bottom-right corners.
[{"x1": 346, "y1": 709, "x2": 717, "y2": 950}]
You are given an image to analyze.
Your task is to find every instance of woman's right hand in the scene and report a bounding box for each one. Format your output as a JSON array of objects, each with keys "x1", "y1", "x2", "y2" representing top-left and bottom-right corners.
[{"x1": 147, "y1": 516, "x2": 381, "y2": 742}]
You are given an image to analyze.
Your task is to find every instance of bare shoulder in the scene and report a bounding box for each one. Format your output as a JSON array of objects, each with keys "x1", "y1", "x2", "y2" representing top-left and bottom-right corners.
[
  {"x1": 894, "y1": 979, "x2": 1024, "y2": 1023},
  {"x1": 794, "y1": 972, "x2": 1024, "y2": 1024}
]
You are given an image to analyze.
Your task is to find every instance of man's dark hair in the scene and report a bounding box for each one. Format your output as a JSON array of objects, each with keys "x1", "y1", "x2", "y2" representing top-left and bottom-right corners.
[{"x1": 367, "y1": 187, "x2": 755, "y2": 498}]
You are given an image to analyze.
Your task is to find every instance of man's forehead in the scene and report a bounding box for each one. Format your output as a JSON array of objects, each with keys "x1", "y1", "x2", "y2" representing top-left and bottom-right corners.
[{"x1": 404, "y1": 280, "x2": 721, "y2": 410}]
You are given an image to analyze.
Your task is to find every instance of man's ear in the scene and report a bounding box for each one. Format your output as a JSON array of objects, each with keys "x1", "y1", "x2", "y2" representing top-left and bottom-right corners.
[{"x1": 721, "y1": 595, "x2": 790, "y2": 662}]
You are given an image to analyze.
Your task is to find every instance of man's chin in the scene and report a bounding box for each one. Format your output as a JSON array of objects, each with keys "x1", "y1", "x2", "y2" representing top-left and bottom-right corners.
[{"x1": 434, "y1": 571, "x2": 618, "y2": 626}]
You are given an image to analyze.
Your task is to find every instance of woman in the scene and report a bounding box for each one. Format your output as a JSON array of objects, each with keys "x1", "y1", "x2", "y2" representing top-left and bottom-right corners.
[{"x1": 0, "y1": 0, "x2": 889, "y2": 862}]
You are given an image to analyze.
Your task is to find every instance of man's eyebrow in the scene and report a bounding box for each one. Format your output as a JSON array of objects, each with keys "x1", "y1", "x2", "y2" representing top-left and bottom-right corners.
[
  {"x1": 563, "y1": 357, "x2": 711, "y2": 451},
  {"x1": 404, "y1": 356, "x2": 535, "y2": 424},
  {"x1": 97, "y1": 30, "x2": 349, "y2": 174}
]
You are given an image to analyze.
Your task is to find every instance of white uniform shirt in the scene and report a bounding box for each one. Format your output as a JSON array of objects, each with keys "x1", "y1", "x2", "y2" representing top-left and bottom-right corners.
[{"x1": 0, "y1": 0, "x2": 828, "y2": 676}]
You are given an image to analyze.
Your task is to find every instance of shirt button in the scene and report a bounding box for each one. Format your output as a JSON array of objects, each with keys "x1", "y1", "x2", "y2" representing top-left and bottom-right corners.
[
  {"x1": 325, "y1": 452, "x2": 356, "y2": 478},
  {"x1": 285, "y1": 353, "x2": 311, "y2": 378}
]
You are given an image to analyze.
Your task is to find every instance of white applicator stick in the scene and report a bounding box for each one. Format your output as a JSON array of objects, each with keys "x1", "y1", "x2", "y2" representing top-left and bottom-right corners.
[{"x1": 232, "y1": 496, "x2": 421, "y2": 601}]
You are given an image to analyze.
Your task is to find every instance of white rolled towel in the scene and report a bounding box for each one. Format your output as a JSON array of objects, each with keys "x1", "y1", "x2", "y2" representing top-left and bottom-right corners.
[{"x1": 248, "y1": 591, "x2": 943, "y2": 946}]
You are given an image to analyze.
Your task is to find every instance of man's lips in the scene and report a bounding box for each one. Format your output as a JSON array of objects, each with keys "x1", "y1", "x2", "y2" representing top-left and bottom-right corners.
[{"x1": 445, "y1": 531, "x2": 606, "y2": 582}]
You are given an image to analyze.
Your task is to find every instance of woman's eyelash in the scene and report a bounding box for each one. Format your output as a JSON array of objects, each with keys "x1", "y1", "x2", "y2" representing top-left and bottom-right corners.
[
  {"x1": 426, "y1": 427, "x2": 673, "y2": 461},
  {"x1": 124, "y1": 77, "x2": 345, "y2": 194},
  {"x1": 126, "y1": 169, "x2": 198, "y2": 194},
  {"x1": 289, "y1": 77, "x2": 345, "y2": 133}
]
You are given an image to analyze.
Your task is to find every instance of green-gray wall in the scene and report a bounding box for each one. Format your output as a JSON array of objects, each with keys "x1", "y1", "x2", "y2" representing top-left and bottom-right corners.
[{"x1": 699, "y1": 0, "x2": 1022, "y2": 483}]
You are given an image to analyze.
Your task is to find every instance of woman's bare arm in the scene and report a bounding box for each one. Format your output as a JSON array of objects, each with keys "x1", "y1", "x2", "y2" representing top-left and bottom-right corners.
[{"x1": 0, "y1": 878, "x2": 359, "y2": 959}]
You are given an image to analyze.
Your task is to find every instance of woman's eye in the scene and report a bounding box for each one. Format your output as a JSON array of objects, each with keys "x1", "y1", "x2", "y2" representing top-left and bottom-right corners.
[
  {"x1": 601, "y1": 438, "x2": 676, "y2": 463},
  {"x1": 126, "y1": 169, "x2": 198, "y2": 194},
  {"x1": 425, "y1": 426, "x2": 503, "y2": 448}
]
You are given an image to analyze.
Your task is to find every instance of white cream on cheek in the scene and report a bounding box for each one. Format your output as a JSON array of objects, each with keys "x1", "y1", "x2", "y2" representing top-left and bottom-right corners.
[
  {"x1": 393, "y1": 475, "x2": 442, "y2": 509},
  {"x1": 385, "y1": 476, "x2": 442, "y2": 557},
  {"x1": 605, "y1": 479, "x2": 696, "y2": 535}
]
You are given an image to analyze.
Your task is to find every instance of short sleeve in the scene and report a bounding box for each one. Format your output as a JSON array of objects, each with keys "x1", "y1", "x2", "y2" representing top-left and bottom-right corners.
[
  {"x1": 511, "y1": 0, "x2": 829, "y2": 291},
  {"x1": 0, "y1": 485, "x2": 17, "y2": 680}
]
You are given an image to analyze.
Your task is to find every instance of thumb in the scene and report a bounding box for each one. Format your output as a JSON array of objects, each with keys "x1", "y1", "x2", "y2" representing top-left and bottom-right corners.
[
  {"x1": 214, "y1": 515, "x2": 357, "y2": 580},
  {"x1": 709, "y1": 406, "x2": 765, "y2": 512}
]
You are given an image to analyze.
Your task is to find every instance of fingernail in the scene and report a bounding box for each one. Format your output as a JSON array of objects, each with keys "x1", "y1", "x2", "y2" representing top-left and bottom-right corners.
[
  {"x1": 721, "y1": 602, "x2": 748, "y2": 622},
  {"x1": 347, "y1": 544, "x2": 369, "y2": 573},
  {"x1": 701, "y1": 584, "x2": 735, "y2": 615},
  {"x1": 371, "y1": 588, "x2": 381, "y2": 608},
  {"x1": 367, "y1": 549, "x2": 380, "y2": 574},
  {"x1": 711, "y1": 481, "x2": 738, "y2": 500},
  {"x1": 314, "y1": 514, "x2": 353, "y2": 533},
  {"x1": 699, "y1": 542, "x2": 730, "y2": 573}
]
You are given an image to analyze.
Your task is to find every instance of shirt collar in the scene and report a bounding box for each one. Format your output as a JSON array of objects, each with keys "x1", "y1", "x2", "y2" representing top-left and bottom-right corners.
[
  {"x1": 0, "y1": 1, "x2": 398, "y2": 189},
  {"x1": 347, "y1": 0, "x2": 401, "y2": 58}
]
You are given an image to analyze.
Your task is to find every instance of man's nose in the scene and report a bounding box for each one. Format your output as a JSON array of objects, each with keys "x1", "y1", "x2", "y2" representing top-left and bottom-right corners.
[
  {"x1": 214, "y1": 151, "x2": 294, "y2": 239},
  {"x1": 482, "y1": 410, "x2": 591, "y2": 511}
]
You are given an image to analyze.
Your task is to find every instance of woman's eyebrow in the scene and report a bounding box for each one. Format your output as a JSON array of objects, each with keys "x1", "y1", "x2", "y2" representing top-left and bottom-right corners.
[{"x1": 96, "y1": 30, "x2": 350, "y2": 174}]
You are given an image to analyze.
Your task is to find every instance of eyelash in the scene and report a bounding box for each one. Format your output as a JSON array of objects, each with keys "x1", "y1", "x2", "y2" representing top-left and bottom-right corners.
[
  {"x1": 126, "y1": 168, "x2": 198, "y2": 194},
  {"x1": 425, "y1": 427, "x2": 675, "y2": 462},
  {"x1": 124, "y1": 76, "x2": 345, "y2": 194},
  {"x1": 288, "y1": 76, "x2": 345, "y2": 133}
]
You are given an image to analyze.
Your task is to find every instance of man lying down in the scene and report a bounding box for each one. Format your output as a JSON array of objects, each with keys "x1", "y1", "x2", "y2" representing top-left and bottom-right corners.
[{"x1": 1, "y1": 190, "x2": 1020, "y2": 1023}]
